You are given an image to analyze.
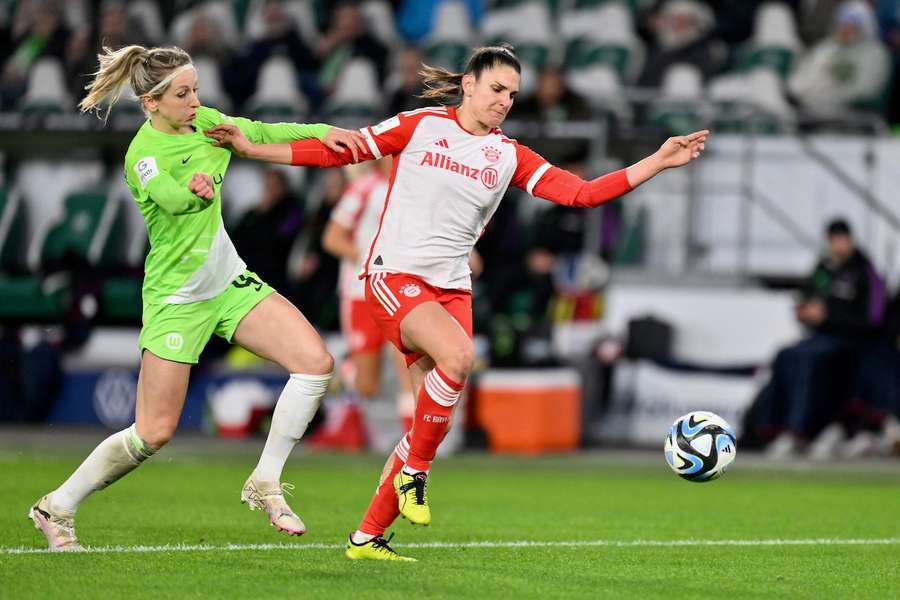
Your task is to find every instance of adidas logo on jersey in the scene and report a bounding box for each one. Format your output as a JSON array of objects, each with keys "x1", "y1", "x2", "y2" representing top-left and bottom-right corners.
[
  {"x1": 399, "y1": 283, "x2": 421, "y2": 298},
  {"x1": 420, "y1": 151, "x2": 481, "y2": 182},
  {"x1": 434, "y1": 138, "x2": 450, "y2": 148}
]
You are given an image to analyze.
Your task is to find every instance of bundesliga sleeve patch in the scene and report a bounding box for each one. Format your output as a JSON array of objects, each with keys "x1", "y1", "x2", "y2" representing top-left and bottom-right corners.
[
  {"x1": 371, "y1": 116, "x2": 400, "y2": 135},
  {"x1": 134, "y1": 156, "x2": 160, "y2": 189}
]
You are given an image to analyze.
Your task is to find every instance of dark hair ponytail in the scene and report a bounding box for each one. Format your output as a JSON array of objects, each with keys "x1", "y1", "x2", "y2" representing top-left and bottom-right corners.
[{"x1": 418, "y1": 43, "x2": 521, "y2": 104}]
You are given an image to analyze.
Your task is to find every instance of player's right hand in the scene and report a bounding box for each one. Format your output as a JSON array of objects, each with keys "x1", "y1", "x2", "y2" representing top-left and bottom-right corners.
[
  {"x1": 188, "y1": 172, "x2": 215, "y2": 200},
  {"x1": 205, "y1": 124, "x2": 253, "y2": 157}
]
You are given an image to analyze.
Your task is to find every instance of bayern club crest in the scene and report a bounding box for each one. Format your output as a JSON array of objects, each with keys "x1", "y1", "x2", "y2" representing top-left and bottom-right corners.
[{"x1": 482, "y1": 145, "x2": 501, "y2": 163}]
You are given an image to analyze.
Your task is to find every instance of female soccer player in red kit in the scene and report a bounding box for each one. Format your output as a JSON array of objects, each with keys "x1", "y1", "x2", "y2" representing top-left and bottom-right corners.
[{"x1": 206, "y1": 44, "x2": 708, "y2": 561}]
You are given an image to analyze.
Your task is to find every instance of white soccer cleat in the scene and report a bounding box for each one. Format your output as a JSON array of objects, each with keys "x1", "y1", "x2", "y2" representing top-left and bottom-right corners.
[
  {"x1": 28, "y1": 495, "x2": 83, "y2": 552},
  {"x1": 240, "y1": 474, "x2": 306, "y2": 536}
]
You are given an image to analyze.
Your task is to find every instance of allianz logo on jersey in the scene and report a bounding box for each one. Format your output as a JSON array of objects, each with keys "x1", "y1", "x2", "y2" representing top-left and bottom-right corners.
[{"x1": 419, "y1": 151, "x2": 499, "y2": 190}]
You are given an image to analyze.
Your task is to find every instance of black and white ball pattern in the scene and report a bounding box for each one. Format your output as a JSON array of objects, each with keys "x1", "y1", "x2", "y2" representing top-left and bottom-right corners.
[{"x1": 664, "y1": 411, "x2": 737, "y2": 482}]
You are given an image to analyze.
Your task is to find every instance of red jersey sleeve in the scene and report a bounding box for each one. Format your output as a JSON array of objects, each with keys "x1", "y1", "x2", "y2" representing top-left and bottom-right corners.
[
  {"x1": 510, "y1": 142, "x2": 633, "y2": 208},
  {"x1": 290, "y1": 110, "x2": 428, "y2": 167}
]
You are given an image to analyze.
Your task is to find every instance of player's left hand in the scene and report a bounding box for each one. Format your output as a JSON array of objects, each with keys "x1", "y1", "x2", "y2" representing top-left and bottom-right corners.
[
  {"x1": 204, "y1": 124, "x2": 253, "y2": 157},
  {"x1": 322, "y1": 127, "x2": 368, "y2": 162},
  {"x1": 654, "y1": 130, "x2": 709, "y2": 170}
]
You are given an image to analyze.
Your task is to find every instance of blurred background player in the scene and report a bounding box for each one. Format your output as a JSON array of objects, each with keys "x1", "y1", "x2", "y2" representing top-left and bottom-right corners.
[
  {"x1": 315, "y1": 157, "x2": 415, "y2": 450},
  {"x1": 204, "y1": 43, "x2": 708, "y2": 561},
  {"x1": 27, "y1": 44, "x2": 365, "y2": 552}
]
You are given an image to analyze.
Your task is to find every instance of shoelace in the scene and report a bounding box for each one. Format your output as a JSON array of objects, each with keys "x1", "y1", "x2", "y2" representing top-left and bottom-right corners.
[
  {"x1": 372, "y1": 533, "x2": 400, "y2": 556},
  {"x1": 47, "y1": 513, "x2": 77, "y2": 541},
  {"x1": 399, "y1": 475, "x2": 428, "y2": 505}
]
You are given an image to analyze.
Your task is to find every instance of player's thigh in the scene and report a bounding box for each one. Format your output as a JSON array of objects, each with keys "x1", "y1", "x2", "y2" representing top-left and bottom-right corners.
[
  {"x1": 352, "y1": 350, "x2": 382, "y2": 398},
  {"x1": 232, "y1": 292, "x2": 332, "y2": 375},
  {"x1": 399, "y1": 301, "x2": 473, "y2": 371},
  {"x1": 135, "y1": 350, "x2": 192, "y2": 447}
]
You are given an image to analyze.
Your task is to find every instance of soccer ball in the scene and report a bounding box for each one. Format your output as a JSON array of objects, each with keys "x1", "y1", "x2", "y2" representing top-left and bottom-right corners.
[{"x1": 664, "y1": 411, "x2": 737, "y2": 482}]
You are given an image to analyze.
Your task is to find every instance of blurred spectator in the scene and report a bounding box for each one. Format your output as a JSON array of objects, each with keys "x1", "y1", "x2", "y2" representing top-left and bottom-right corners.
[
  {"x1": 1, "y1": 0, "x2": 70, "y2": 108},
  {"x1": 395, "y1": 0, "x2": 482, "y2": 43},
  {"x1": 754, "y1": 218, "x2": 886, "y2": 459},
  {"x1": 183, "y1": 12, "x2": 229, "y2": 62},
  {"x1": 705, "y1": 0, "x2": 764, "y2": 46},
  {"x1": 67, "y1": 1, "x2": 151, "y2": 105},
  {"x1": 513, "y1": 66, "x2": 592, "y2": 164},
  {"x1": 788, "y1": 0, "x2": 892, "y2": 117},
  {"x1": 386, "y1": 47, "x2": 429, "y2": 115},
  {"x1": 226, "y1": 0, "x2": 320, "y2": 110},
  {"x1": 638, "y1": 0, "x2": 727, "y2": 87},
  {"x1": 231, "y1": 169, "x2": 304, "y2": 297},
  {"x1": 316, "y1": 1, "x2": 389, "y2": 89},
  {"x1": 289, "y1": 169, "x2": 347, "y2": 329},
  {"x1": 795, "y1": 0, "x2": 845, "y2": 46}
]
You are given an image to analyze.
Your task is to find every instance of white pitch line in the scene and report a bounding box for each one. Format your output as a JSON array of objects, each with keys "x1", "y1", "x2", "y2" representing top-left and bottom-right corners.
[{"x1": 2, "y1": 538, "x2": 899, "y2": 556}]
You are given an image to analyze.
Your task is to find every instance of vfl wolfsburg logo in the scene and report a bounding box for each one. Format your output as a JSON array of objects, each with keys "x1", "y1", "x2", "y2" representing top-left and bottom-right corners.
[
  {"x1": 165, "y1": 332, "x2": 184, "y2": 351},
  {"x1": 94, "y1": 370, "x2": 137, "y2": 429}
]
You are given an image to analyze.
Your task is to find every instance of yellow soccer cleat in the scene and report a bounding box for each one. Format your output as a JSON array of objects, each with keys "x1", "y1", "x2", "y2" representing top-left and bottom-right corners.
[
  {"x1": 393, "y1": 470, "x2": 431, "y2": 526},
  {"x1": 345, "y1": 533, "x2": 417, "y2": 562}
]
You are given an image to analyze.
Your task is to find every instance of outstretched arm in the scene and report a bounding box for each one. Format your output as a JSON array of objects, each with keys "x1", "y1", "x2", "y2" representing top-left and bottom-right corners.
[
  {"x1": 518, "y1": 130, "x2": 709, "y2": 208},
  {"x1": 205, "y1": 123, "x2": 373, "y2": 166}
]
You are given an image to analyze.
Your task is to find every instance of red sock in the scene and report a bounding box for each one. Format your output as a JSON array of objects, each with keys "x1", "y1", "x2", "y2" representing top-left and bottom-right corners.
[
  {"x1": 406, "y1": 367, "x2": 463, "y2": 472},
  {"x1": 358, "y1": 435, "x2": 410, "y2": 536}
]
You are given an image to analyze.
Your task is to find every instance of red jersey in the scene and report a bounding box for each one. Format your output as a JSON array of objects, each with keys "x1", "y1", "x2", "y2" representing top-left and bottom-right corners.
[{"x1": 290, "y1": 105, "x2": 632, "y2": 290}]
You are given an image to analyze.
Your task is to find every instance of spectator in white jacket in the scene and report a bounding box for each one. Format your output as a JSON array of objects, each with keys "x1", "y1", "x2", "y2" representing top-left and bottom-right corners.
[{"x1": 788, "y1": 0, "x2": 891, "y2": 117}]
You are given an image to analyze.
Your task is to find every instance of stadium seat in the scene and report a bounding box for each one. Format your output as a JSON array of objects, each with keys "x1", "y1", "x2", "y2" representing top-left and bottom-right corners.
[
  {"x1": 15, "y1": 160, "x2": 105, "y2": 271},
  {"x1": 423, "y1": 0, "x2": 475, "y2": 72},
  {"x1": 735, "y1": 2, "x2": 802, "y2": 79},
  {"x1": 245, "y1": 56, "x2": 309, "y2": 118},
  {"x1": 0, "y1": 189, "x2": 120, "y2": 323},
  {"x1": 481, "y1": 1, "x2": 555, "y2": 96},
  {"x1": 243, "y1": 0, "x2": 320, "y2": 46},
  {"x1": 709, "y1": 68, "x2": 794, "y2": 133},
  {"x1": 564, "y1": 63, "x2": 630, "y2": 119},
  {"x1": 193, "y1": 57, "x2": 232, "y2": 113},
  {"x1": 170, "y1": 1, "x2": 241, "y2": 49},
  {"x1": 21, "y1": 58, "x2": 72, "y2": 115},
  {"x1": 0, "y1": 187, "x2": 25, "y2": 273},
  {"x1": 560, "y1": 1, "x2": 645, "y2": 83},
  {"x1": 326, "y1": 58, "x2": 382, "y2": 118},
  {"x1": 650, "y1": 63, "x2": 706, "y2": 134},
  {"x1": 127, "y1": 0, "x2": 166, "y2": 42},
  {"x1": 361, "y1": 0, "x2": 401, "y2": 49}
]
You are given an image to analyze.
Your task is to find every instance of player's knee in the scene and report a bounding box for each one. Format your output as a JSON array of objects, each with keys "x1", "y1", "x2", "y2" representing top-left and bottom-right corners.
[
  {"x1": 302, "y1": 348, "x2": 334, "y2": 376},
  {"x1": 442, "y1": 343, "x2": 475, "y2": 382},
  {"x1": 141, "y1": 419, "x2": 178, "y2": 450}
]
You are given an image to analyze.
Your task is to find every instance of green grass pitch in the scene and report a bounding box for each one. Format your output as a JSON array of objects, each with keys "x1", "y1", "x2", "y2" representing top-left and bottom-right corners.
[{"x1": 1, "y1": 435, "x2": 898, "y2": 599}]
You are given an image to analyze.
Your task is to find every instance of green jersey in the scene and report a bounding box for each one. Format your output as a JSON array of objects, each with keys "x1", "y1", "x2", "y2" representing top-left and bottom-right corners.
[{"x1": 124, "y1": 106, "x2": 329, "y2": 306}]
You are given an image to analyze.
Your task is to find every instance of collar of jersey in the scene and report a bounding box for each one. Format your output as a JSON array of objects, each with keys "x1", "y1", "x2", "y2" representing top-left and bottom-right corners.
[{"x1": 447, "y1": 106, "x2": 499, "y2": 137}]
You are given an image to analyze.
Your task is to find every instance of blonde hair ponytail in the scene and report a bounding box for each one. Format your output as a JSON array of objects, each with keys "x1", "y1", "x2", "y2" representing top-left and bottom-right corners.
[{"x1": 79, "y1": 45, "x2": 192, "y2": 121}]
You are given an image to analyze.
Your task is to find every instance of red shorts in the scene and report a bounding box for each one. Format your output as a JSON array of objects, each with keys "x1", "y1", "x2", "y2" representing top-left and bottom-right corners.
[
  {"x1": 340, "y1": 297, "x2": 386, "y2": 354},
  {"x1": 364, "y1": 272, "x2": 472, "y2": 366}
]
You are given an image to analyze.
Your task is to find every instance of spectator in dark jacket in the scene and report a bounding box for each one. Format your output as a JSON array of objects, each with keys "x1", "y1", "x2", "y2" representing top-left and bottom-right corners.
[
  {"x1": 757, "y1": 218, "x2": 886, "y2": 459},
  {"x1": 231, "y1": 169, "x2": 304, "y2": 297}
]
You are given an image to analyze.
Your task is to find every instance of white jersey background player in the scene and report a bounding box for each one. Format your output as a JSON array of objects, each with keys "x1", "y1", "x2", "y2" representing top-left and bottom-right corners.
[
  {"x1": 320, "y1": 158, "x2": 416, "y2": 442},
  {"x1": 204, "y1": 43, "x2": 709, "y2": 561}
]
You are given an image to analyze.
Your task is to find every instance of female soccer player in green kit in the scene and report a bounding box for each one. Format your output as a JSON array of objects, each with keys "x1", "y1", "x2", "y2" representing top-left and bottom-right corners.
[{"x1": 27, "y1": 45, "x2": 367, "y2": 551}]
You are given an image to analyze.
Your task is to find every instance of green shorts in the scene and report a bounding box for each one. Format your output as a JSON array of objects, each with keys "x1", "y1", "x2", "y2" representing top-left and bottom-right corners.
[{"x1": 139, "y1": 270, "x2": 275, "y2": 364}]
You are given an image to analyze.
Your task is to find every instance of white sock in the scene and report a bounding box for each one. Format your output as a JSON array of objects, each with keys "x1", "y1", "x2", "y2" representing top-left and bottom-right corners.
[
  {"x1": 351, "y1": 530, "x2": 375, "y2": 544},
  {"x1": 402, "y1": 465, "x2": 427, "y2": 476},
  {"x1": 52, "y1": 424, "x2": 156, "y2": 513},
  {"x1": 254, "y1": 372, "x2": 332, "y2": 482}
]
